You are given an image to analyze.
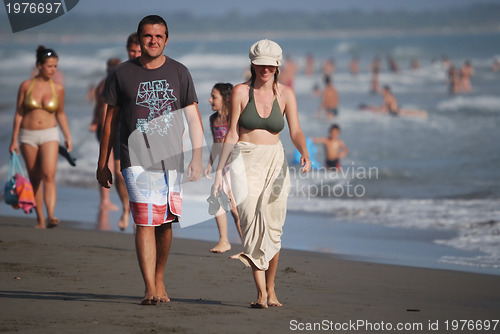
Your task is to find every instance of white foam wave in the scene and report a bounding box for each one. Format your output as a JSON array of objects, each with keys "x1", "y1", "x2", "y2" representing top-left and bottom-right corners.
[
  {"x1": 0, "y1": 52, "x2": 33, "y2": 71},
  {"x1": 334, "y1": 41, "x2": 359, "y2": 55},
  {"x1": 179, "y1": 53, "x2": 248, "y2": 70},
  {"x1": 436, "y1": 220, "x2": 500, "y2": 269},
  {"x1": 392, "y1": 46, "x2": 422, "y2": 58},
  {"x1": 287, "y1": 197, "x2": 500, "y2": 269},
  {"x1": 437, "y1": 96, "x2": 500, "y2": 112}
]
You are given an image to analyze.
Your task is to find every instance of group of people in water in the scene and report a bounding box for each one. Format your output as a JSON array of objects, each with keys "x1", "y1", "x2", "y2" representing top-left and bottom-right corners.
[
  {"x1": 446, "y1": 58, "x2": 475, "y2": 95},
  {"x1": 288, "y1": 51, "x2": 484, "y2": 170}
]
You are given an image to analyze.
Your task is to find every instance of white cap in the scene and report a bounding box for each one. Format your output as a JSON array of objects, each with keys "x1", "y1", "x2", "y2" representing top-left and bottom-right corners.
[{"x1": 249, "y1": 39, "x2": 282, "y2": 66}]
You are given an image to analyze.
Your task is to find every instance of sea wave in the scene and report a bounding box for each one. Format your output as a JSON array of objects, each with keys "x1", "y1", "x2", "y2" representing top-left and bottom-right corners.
[
  {"x1": 436, "y1": 96, "x2": 500, "y2": 112},
  {"x1": 179, "y1": 53, "x2": 248, "y2": 70},
  {"x1": 287, "y1": 196, "x2": 500, "y2": 269}
]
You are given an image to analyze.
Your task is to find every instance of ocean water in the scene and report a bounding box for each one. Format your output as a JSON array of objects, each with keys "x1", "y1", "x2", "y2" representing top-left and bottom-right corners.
[{"x1": 0, "y1": 30, "x2": 499, "y2": 273}]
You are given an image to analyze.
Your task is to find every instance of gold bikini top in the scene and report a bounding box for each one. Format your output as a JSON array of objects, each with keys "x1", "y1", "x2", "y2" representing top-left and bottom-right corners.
[{"x1": 23, "y1": 78, "x2": 59, "y2": 113}]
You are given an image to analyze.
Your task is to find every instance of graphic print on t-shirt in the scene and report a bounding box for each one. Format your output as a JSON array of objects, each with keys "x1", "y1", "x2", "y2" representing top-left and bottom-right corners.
[{"x1": 135, "y1": 79, "x2": 178, "y2": 136}]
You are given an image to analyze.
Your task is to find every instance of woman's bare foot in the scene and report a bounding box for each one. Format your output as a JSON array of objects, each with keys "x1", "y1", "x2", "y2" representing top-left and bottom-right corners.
[
  {"x1": 140, "y1": 296, "x2": 158, "y2": 305},
  {"x1": 35, "y1": 222, "x2": 46, "y2": 229},
  {"x1": 250, "y1": 298, "x2": 268, "y2": 309},
  {"x1": 229, "y1": 252, "x2": 243, "y2": 260},
  {"x1": 210, "y1": 241, "x2": 231, "y2": 254},
  {"x1": 250, "y1": 291, "x2": 268, "y2": 309},
  {"x1": 117, "y1": 211, "x2": 129, "y2": 231},
  {"x1": 267, "y1": 290, "x2": 282, "y2": 307},
  {"x1": 47, "y1": 217, "x2": 59, "y2": 228},
  {"x1": 267, "y1": 298, "x2": 282, "y2": 307}
]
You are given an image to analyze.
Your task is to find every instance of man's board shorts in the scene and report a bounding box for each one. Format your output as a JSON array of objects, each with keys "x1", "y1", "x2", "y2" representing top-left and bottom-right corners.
[
  {"x1": 326, "y1": 107, "x2": 338, "y2": 116},
  {"x1": 326, "y1": 158, "x2": 340, "y2": 170},
  {"x1": 122, "y1": 166, "x2": 182, "y2": 226}
]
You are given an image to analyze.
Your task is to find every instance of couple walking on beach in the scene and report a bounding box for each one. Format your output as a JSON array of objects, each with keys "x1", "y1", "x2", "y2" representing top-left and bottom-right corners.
[{"x1": 96, "y1": 15, "x2": 311, "y2": 308}]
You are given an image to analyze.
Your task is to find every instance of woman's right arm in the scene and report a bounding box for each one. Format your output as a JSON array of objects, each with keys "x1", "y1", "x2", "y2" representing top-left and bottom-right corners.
[{"x1": 10, "y1": 82, "x2": 27, "y2": 154}]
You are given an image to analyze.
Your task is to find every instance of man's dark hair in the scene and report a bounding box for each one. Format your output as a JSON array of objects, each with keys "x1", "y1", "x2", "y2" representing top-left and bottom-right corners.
[
  {"x1": 137, "y1": 15, "x2": 168, "y2": 38},
  {"x1": 126, "y1": 32, "x2": 140, "y2": 48},
  {"x1": 329, "y1": 124, "x2": 340, "y2": 132}
]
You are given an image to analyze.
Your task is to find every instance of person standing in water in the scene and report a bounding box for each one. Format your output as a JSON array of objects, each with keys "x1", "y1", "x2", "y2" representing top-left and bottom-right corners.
[
  {"x1": 460, "y1": 60, "x2": 474, "y2": 93},
  {"x1": 316, "y1": 75, "x2": 339, "y2": 118},
  {"x1": 89, "y1": 57, "x2": 122, "y2": 226},
  {"x1": 312, "y1": 124, "x2": 348, "y2": 171}
]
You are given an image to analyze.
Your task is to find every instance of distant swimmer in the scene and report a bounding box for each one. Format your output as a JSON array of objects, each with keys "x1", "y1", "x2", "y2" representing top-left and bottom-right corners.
[
  {"x1": 460, "y1": 60, "x2": 474, "y2": 93},
  {"x1": 349, "y1": 55, "x2": 360, "y2": 76},
  {"x1": 322, "y1": 58, "x2": 336, "y2": 78},
  {"x1": 316, "y1": 75, "x2": 339, "y2": 118},
  {"x1": 280, "y1": 54, "x2": 298, "y2": 88},
  {"x1": 410, "y1": 57, "x2": 420, "y2": 71},
  {"x1": 304, "y1": 52, "x2": 315, "y2": 76},
  {"x1": 312, "y1": 124, "x2": 348, "y2": 171},
  {"x1": 359, "y1": 85, "x2": 428, "y2": 118},
  {"x1": 370, "y1": 67, "x2": 380, "y2": 94},
  {"x1": 492, "y1": 58, "x2": 500, "y2": 72},
  {"x1": 387, "y1": 55, "x2": 400, "y2": 74},
  {"x1": 370, "y1": 56, "x2": 382, "y2": 94}
]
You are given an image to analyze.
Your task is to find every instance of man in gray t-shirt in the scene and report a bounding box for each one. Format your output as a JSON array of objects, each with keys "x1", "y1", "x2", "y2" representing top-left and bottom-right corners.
[{"x1": 96, "y1": 15, "x2": 203, "y2": 305}]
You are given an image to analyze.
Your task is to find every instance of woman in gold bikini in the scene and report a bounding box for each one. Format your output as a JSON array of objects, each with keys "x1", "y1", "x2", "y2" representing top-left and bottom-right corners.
[{"x1": 9, "y1": 46, "x2": 72, "y2": 229}]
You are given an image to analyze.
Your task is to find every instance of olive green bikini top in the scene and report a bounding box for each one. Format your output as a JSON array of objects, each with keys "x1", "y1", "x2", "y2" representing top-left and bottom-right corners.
[
  {"x1": 23, "y1": 78, "x2": 59, "y2": 113},
  {"x1": 238, "y1": 85, "x2": 285, "y2": 133}
]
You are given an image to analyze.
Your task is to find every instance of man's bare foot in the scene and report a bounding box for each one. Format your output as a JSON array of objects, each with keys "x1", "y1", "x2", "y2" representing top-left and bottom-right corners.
[
  {"x1": 157, "y1": 294, "x2": 170, "y2": 303},
  {"x1": 117, "y1": 211, "x2": 129, "y2": 231},
  {"x1": 142, "y1": 286, "x2": 158, "y2": 305},
  {"x1": 155, "y1": 282, "x2": 170, "y2": 303},
  {"x1": 210, "y1": 241, "x2": 231, "y2": 254},
  {"x1": 35, "y1": 223, "x2": 46, "y2": 229}
]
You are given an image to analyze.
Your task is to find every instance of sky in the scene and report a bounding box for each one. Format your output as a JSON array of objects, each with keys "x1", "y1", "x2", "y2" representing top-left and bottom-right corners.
[{"x1": 75, "y1": 0, "x2": 498, "y2": 16}]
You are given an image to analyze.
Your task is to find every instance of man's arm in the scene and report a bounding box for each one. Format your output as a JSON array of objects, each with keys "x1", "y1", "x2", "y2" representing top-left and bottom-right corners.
[
  {"x1": 184, "y1": 103, "x2": 204, "y2": 182},
  {"x1": 96, "y1": 105, "x2": 120, "y2": 188}
]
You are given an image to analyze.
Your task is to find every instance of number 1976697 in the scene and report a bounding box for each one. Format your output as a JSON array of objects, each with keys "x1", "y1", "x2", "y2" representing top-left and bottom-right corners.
[{"x1": 6, "y1": 2, "x2": 62, "y2": 14}]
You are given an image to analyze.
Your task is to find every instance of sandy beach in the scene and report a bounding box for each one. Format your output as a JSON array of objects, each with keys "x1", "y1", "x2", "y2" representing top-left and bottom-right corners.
[{"x1": 1, "y1": 216, "x2": 499, "y2": 334}]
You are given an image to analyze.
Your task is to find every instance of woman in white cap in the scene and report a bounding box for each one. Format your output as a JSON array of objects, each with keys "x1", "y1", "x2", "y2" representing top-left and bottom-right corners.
[{"x1": 212, "y1": 39, "x2": 311, "y2": 309}]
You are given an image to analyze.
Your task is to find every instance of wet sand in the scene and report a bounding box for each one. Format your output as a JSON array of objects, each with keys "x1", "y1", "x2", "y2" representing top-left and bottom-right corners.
[{"x1": 1, "y1": 216, "x2": 499, "y2": 334}]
